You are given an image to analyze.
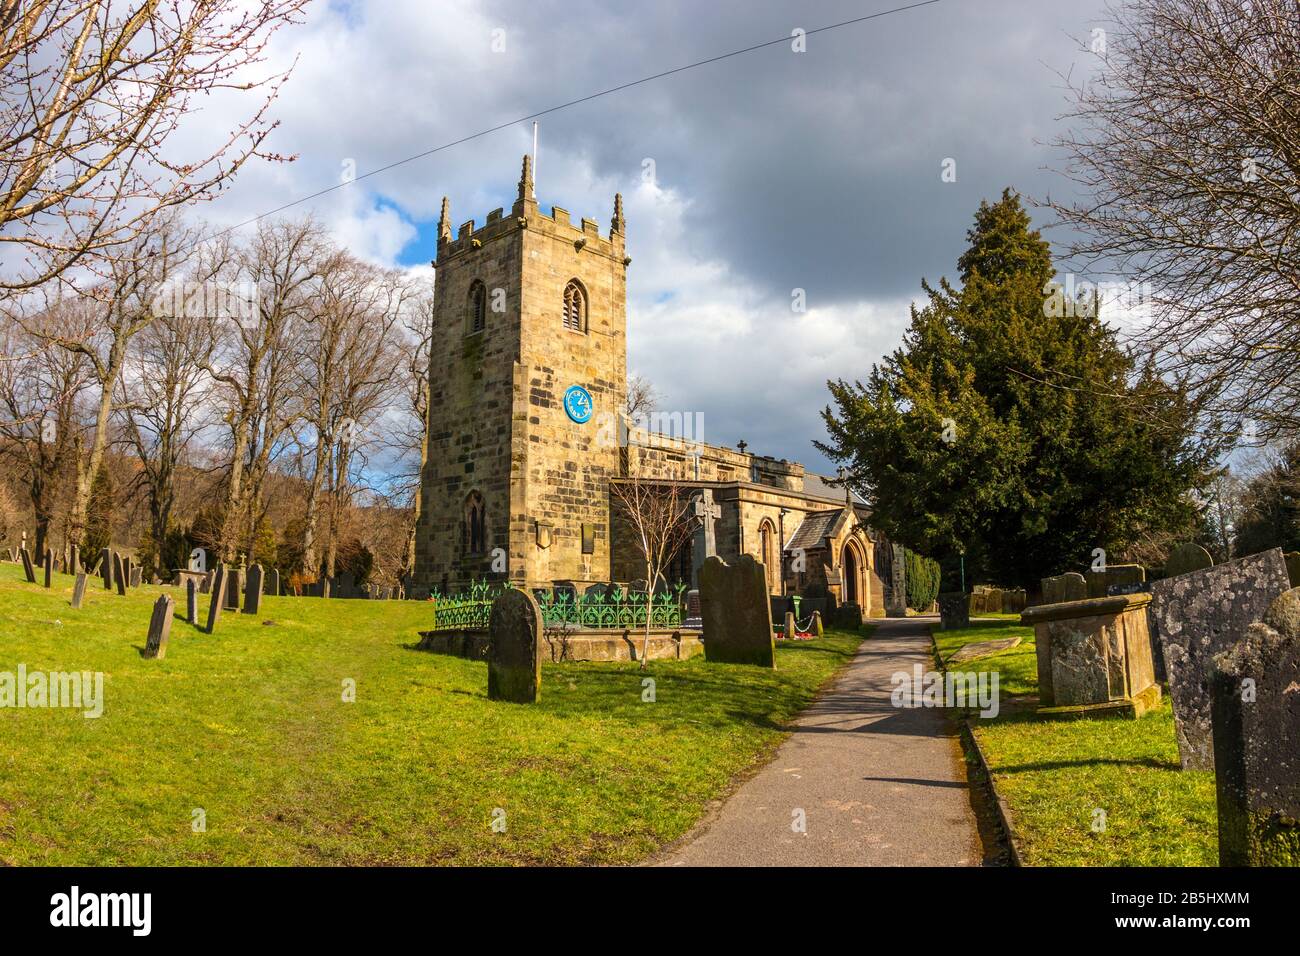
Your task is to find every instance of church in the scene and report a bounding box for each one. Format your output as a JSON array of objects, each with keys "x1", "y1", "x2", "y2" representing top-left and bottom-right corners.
[{"x1": 411, "y1": 157, "x2": 899, "y2": 622}]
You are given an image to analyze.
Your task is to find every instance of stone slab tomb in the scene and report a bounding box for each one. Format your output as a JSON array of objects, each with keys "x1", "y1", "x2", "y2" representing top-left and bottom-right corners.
[
  {"x1": 1149, "y1": 548, "x2": 1291, "y2": 771},
  {"x1": 700, "y1": 554, "x2": 775, "y2": 667},
  {"x1": 1021, "y1": 592, "x2": 1161, "y2": 719}
]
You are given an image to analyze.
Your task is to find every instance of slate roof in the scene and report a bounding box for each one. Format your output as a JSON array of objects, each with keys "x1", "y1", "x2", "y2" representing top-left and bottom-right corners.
[
  {"x1": 802, "y1": 472, "x2": 866, "y2": 505},
  {"x1": 785, "y1": 508, "x2": 849, "y2": 551}
]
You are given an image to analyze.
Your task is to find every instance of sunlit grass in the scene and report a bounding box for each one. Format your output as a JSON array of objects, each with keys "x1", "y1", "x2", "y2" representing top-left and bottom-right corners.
[{"x1": 0, "y1": 562, "x2": 865, "y2": 865}]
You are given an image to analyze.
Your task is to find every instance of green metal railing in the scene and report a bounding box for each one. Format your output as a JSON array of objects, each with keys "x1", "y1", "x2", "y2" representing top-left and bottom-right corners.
[{"x1": 428, "y1": 581, "x2": 686, "y2": 631}]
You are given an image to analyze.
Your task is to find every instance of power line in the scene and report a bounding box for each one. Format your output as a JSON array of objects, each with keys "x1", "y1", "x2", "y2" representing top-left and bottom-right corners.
[{"x1": 208, "y1": 0, "x2": 944, "y2": 242}]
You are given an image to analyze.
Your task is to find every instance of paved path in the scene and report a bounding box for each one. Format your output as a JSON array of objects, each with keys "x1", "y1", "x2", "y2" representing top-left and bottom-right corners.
[{"x1": 659, "y1": 617, "x2": 983, "y2": 867}]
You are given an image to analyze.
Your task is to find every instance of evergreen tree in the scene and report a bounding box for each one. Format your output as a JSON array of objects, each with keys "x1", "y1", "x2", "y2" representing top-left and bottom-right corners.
[{"x1": 819, "y1": 190, "x2": 1219, "y2": 588}]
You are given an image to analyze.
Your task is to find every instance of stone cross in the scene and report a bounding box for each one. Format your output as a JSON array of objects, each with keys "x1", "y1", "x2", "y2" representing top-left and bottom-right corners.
[
  {"x1": 1211, "y1": 588, "x2": 1300, "y2": 865},
  {"x1": 488, "y1": 588, "x2": 543, "y2": 703},
  {"x1": 243, "y1": 565, "x2": 263, "y2": 615},
  {"x1": 143, "y1": 594, "x2": 174, "y2": 660},
  {"x1": 71, "y1": 572, "x2": 88, "y2": 610},
  {"x1": 690, "y1": 489, "x2": 722, "y2": 587},
  {"x1": 205, "y1": 566, "x2": 227, "y2": 634},
  {"x1": 186, "y1": 579, "x2": 198, "y2": 625}
]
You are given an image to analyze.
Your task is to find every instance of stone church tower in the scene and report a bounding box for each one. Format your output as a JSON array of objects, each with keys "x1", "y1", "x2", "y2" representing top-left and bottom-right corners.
[{"x1": 411, "y1": 157, "x2": 629, "y2": 595}]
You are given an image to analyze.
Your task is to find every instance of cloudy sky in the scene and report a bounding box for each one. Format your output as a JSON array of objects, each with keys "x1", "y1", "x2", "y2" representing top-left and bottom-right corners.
[{"x1": 194, "y1": 0, "x2": 1113, "y2": 475}]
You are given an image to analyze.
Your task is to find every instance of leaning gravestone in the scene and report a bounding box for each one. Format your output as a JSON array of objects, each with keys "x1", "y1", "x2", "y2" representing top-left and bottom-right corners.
[
  {"x1": 1041, "y1": 572, "x2": 1087, "y2": 604},
  {"x1": 186, "y1": 579, "x2": 197, "y2": 625},
  {"x1": 1212, "y1": 587, "x2": 1300, "y2": 866},
  {"x1": 19, "y1": 547, "x2": 36, "y2": 583},
  {"x1": 700, "y1": 554, "x2": 776, "y2": 667},
  {"x1": 143, "y1": 594, "x2": 174, "y2": 660},
  {"x1": 205, "y1": 566, "x2": 227, "y2": 634},
  {"x1": 113, "y1": 553, "x2": 127, "y2": 596},
  {"x1": 487, "y1": 588, "x2": 543, "y2": 703},
  {"x1": 243, "y1": 565, "x2": 263, "y2": 615},
  {"x1": 1150, "y1": 548, "x2": 1291, "y2": 771},
  {"x1": 1164, "y1": 542, "x2": 1213, "y2": 578},
  {"x1": 71, "y1": 572, "x2": 88, "y2": 610}
]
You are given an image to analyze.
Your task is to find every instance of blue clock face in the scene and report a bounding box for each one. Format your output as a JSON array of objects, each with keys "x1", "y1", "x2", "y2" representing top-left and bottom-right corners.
[{"x1": 563, "y1": 384, "x2": 593, "y2": 423}]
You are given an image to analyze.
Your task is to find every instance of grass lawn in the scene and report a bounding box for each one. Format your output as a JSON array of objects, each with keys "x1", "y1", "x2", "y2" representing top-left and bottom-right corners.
[
  {"x1": 0, "y1": 562, "x2": 864, "y2": 865},
  {"x1": 933, "y1": 619, "x2": 1218, "y2": 866}
]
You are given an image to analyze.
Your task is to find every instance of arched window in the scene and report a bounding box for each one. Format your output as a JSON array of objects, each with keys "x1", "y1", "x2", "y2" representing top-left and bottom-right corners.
[
  {"x1": 562, "y1": 279, "x2": 586, "y2": 332},
  {"x1": 758, "y1": 519, "x2": 777, "y2": 594},
  {"x1": 463, "y1": 492, "x2": 487, "y2": 554},
  {"x1": 467, "y1": 280, "x2": 486, "y2": 334}
]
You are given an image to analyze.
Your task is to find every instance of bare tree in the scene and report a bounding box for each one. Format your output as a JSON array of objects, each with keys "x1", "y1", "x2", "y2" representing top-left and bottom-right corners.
[
  {"x1": 0, "y1": 296, "x2": 92, "y2": 553},
  {"x1": 21, "y1": 216, "x2": 193, "y2": 546},
  {"x1": 609, "y1": 474, "x2": 695, "y2": 670},
  {"x1": 0, "y1": 0, "x2": 310, "y2": 293},
  {"x1": 1050, "y1": 0, "x2": 1300, "y2": 442},
  {"x1": 205, "y1": 217, "x2": 322, "y2": 559},
  {"x1": 394, "y1": 283, "x2": 433, "y2": 577},
  {"x1": 117, "y1": 282, "x2": 215, "y2": 576}
]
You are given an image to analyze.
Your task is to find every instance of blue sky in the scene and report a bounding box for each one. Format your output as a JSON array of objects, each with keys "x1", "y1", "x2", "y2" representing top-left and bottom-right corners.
[{"x1": 192, "y1": 0, "x2": 1115, "y2": 474}]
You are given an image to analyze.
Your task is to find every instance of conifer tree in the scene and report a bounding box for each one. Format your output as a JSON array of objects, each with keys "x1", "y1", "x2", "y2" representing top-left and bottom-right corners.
[{"x1": 820, "y1": 190, "x2": 1219, "y2": 588}]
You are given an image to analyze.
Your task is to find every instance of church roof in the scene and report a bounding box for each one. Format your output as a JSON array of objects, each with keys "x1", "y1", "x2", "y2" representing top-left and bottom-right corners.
[
  {"x1": 785, "y1": 508, "x2": 849, "y2": 551},
  {"x1": 802, "y1": 472, "x2": 866, "y2": 505}
]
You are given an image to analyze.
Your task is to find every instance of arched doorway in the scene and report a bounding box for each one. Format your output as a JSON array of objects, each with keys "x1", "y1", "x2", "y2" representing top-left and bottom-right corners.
[{"x1": 842, "y1": 542, "x2": 860, "y2": 606}]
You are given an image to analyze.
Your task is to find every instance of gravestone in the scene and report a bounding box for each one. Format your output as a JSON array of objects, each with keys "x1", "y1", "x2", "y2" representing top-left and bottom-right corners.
[
  {"x1": 338, "y1": 571, "x2": 356, "y2": 599},
  {"x1": 19, "y1": 547, "x2": 35, "y2": 583},
  {"x1": 113, "y1": 553, "x2": 127, "y2": 595},
  {"x1": 699, "y1": 554, "x2": 775, "y2": 667},
  {"x1": 1041, "y1": 572, "x2": 1087, "y2": 604},
  {"x1": 267, "y1": 568, "x2": 280, "y2": 596},
  {"x1": 1150, "y1": 548, "x2": 1291, "y2": 771},
  {"x1": 887, "y1": 543, "x2": 908, "y2": 617},
  {"x1": 243, "y1": 565, "x2": 263, "y2": 615},
  {"x1": 1164, "y1": 542, "x2": 1213, "y2": 578},
  {"x1": 143, "y1": 594, "x2": 174, "y2": 660},
  {"x1": 224, "y1": 567, "x2": 242, "y2": 611},
  {"x1": 205, "y1": 566, "x2": 227, "y2": 634},
  {"x1": 201, "y1": 570, "x2": 214, "y2": 595},
  {"x1": 1086, "y1": 564, "x2": 1145, "y2": 599},
  {"x1": 100, "y1": 548, "x2": 112, "y2": 589},
  {"x1": 186, "y1": 579, "x2": 197, "y2": 625},
  {"x1": 69, "y1": 544, "x2": 79, "y2": 576},
  {"x1": 71, "y1": 572, "x2": 88, "y2": 610},
  {"x1": 937, "y1": 592, "x2": 970, "y2": 630},
  {"x1": 487, "y1": 588, "x2": 543, "y2": 703},
  {"x1": 690, "y1": 489, "x2": 722, "y2": 588},
  {"x1": 130, "y1": 565, "x2": 141, "y2": 588},
  {"x1": 42, "y1": 547, "x2": 52, "y2": 588},
  {"x1": 123, "y1": 556, "x2": 133, "y2": 588},
  {"x1": 683, "y1": 588, "x2": 702, "y2": 629},
  {"x1": 1212, "y1": 587, "x2": 1300, "y2": 866}
]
